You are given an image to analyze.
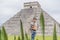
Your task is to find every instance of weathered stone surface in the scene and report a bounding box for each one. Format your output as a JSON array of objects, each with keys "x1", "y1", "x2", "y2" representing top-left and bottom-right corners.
[{"x1": 1, "y1": 1, "x2": 60, "y2": 36}]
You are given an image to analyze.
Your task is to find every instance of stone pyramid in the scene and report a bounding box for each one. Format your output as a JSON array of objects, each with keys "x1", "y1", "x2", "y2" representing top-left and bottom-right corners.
[{"x1": 2, "y1": 1, "x2": 60, "y2": 36}]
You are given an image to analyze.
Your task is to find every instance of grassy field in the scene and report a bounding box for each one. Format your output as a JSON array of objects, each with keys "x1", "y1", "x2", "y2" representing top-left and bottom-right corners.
[
  {"x1": 35, "y1": 36, "x2": 60, "y2": 40},
  {"x1": 8, "y1": 35, "x2": 60, "y2": 40}
]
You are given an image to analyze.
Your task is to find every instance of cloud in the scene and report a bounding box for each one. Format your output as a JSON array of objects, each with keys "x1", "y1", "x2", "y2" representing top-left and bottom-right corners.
[{"x1": 0, "y1": 0, "x2": 20, "y2": 25}]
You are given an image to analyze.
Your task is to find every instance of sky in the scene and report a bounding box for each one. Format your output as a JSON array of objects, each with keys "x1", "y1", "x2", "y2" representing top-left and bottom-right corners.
[{"x1": 0, "y1": 0, "x2": 60, "y2": 26}]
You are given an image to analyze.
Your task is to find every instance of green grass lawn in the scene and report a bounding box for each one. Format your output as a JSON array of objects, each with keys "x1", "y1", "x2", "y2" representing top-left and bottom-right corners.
[{"x1": 8, "y1": 35, "x2": 60, "y2": 40}]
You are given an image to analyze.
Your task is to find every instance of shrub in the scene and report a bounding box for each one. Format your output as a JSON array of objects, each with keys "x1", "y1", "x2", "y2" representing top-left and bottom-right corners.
[
  {"x1": 53, "y1": 23, "x2": 57, "y2": 40},
  {"x1": 20, "y1": 20, "x2": 24, "y2": 40},
  {"x1": 40, "y1": 12, "x2": 45, "y2": 40},
  {"x1": 1, "y1": 26, "x2": 8, "y2": 40},
  {"x1": 0, "y1": 29, "x2": 1, "y2": 40}
]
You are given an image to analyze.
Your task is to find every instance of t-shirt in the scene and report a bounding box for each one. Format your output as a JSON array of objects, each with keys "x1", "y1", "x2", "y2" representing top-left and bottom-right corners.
[
  {"x1": 30, "y1": 21, "x2": 38, "y2": 27},
  {"x1": 30, "y1": 21, "x2": 38, "y2": 30}
]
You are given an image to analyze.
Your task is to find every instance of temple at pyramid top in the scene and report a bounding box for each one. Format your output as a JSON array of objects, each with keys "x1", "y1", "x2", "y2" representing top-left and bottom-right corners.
[{"x1": 24, "y1": 1, "x2": 41, "y2": 8}]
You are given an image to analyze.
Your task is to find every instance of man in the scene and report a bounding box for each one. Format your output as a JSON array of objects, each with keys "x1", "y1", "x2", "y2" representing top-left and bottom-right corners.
[{"x1": 30, "y1": 17, "x2": 38, "y2": 40}]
